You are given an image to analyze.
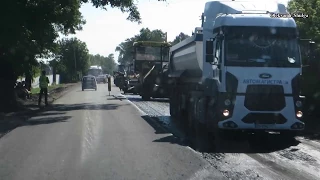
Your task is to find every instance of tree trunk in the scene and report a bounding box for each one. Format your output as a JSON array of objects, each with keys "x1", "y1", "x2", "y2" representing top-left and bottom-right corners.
[
  {"x1": 0, "y1": 60, "x2": 19, "y2": 113},
  {"x1": 25, "y1": 73, "x2": 32, "y2": 91}
]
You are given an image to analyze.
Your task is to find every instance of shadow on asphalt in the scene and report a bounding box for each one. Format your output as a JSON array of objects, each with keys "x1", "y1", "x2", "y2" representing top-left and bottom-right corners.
[
  {"x1": 301, "y1": 117, "x2": 320, "y2": 140},
  {"x1": 47, "y1": 103, "x2": 121, "y2": 111},
  {"x1": 145, "y1": 115, "x2": 301, "y2": 154},
  {"x1": 0, "y1": 102, "x2": 122, "y2": 139},
  {"x1": 127, "y1": 96, "x2": 169, "y2": 103},
  {"x1": 25, "y1": 116, "x2": 71, "y2": 126},
  {"x1": 153, "y1": 135, "x2": 188, "y2": 146},
  {"x1": 141, "y1": 115, "x2": 168, "y2": 134},
  {"x1": 75, "y1": 89, "x2": 96, "y2": 92},
  {"x1": 106, "y1": 95, "x2": 127, "y2": 101},
  {"x1": 0, "y1": 114, "x2": 71, "y2": 138}
]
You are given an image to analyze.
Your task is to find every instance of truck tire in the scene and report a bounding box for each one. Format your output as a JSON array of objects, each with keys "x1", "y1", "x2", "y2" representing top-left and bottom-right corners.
[
  {"x1": 176, "y1": 94, "x2": 186, "y2": 122},
  {"x1": 206, "y1": 101, "x2": 223, "y2": 152},
  {"x1": 280, "y1": 131, "x2": 297, "y2": 139},
  {"x1": 194, "y1": 119, "x2": 213, "y2": 152},
  {"x1": 142, "y1": 95, "x2": 151, "y2": 101},
  {"x1": 169, "y1": 95, "x2": 177, "y2": 118}
]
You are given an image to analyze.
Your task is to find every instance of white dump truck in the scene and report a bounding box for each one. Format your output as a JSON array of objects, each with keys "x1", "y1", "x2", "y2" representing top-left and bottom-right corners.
[{"x1": 168, "y1": 0, "x2": 315, "y2": 150}]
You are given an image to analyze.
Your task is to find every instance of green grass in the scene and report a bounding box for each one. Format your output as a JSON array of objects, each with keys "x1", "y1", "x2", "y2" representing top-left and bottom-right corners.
[{"x1": 31, "y1": 84, "x2": 64, "y2": 94}]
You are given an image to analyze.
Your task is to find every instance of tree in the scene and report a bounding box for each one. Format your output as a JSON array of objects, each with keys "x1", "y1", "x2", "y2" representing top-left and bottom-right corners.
[
  {"x1": 288, "y1": 0, "x2": 320, "y2": 114},
  {"x1": 56, "y1": 38, "x2": 90, "y2": 83},
  {"x1": 0, "y1": 0, "x2": 166, "y2": 112},
  {"x1": 88, "y1": 54, "x2": 116, "y2": 74},
  {"x1": 170, "y1": 32, "x2": 190, "y2": 45},
  {"x1": 115, "y1": 28, "x2": 167, "y2": 65}
]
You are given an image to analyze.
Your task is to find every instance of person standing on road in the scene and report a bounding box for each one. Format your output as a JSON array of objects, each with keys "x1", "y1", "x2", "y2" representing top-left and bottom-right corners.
[{"x1": 38, "y1": 70, "x2": 50, "y2": 106}]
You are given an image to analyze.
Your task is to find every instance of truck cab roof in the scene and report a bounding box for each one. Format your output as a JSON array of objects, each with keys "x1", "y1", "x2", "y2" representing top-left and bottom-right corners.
[
  {"x1": 214, "y1": 14, "x2": 297, "y2": 28},
  {"x1": 203, "y1": 0, "x2": 287, "y2": 28}
]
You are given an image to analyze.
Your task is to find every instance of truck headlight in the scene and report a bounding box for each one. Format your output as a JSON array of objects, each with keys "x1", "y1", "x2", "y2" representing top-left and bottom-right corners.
[
  {"x1": 223, "y1": 109, "x2": 229, "y2": 116},
  {"x1": 295, "y1": 101, "x2": 302, "y2": 107},
  {"x1": 224, "y1": 99, "x2": 231, "y2": 106},
  {"x1": 296, "y1": 111, "x2": 303, "y2": 118}
]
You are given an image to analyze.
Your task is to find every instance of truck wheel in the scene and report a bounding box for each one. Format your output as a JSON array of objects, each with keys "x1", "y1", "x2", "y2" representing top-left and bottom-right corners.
[
  {"x1": 194, "y1": 120, "x2": 213, "y2": 152},
  {"x1": 142, "y1": 95, "x2": 150, "y2": 101},
  {"x1": 176, "y1": 94, "x2": 187, "y2": 122},
  {"x1": 280, "y1": 131, "x2": 297, "y2": 139},
  {"x1": 169, "y1": 96, "x2": 177, "y2": 118}
]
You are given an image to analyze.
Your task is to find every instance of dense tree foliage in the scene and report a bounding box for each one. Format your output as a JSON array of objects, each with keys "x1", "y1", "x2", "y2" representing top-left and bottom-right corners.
[
  {"x1": 53, "y1": 38, "x2": 90, "y2": 83},
  {"x1": 89, "y1": 54, "x2": 116, "y2": 74},
  {"x1": 288, "y1": 0, "x2": 320, "y2": 112},
  {"x1": 171, "y1": 32, "x2": 190, "y2": 45},
  {"x1": 288, "y1": 0, "x2": 320, "y2": 116}
]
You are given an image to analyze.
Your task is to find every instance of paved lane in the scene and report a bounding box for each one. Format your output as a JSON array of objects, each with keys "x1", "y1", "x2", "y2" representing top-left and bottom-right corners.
[{"x1": 0, "y1": 83, "x2": 226, "y2": 180}]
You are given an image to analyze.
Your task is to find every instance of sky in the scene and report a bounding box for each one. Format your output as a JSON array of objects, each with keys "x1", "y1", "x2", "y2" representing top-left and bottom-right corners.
[{"x1": 69, "y1": 0, "x2": 290, "y2": 63}]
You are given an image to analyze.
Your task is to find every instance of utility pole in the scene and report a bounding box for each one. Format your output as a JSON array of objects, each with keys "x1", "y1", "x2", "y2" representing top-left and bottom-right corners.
[{"x1": 165, "y1": 32, "x2": 168, "y2": 42}]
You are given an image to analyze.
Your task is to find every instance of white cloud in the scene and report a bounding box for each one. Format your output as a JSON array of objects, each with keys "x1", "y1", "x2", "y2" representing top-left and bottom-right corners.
[{"x1": 74, "y1": 0, "x2": 290, "y2": 61}]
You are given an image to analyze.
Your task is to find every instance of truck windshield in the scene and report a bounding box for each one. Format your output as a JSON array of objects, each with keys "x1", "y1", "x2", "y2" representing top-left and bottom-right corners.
[
  {"x1": 224, "y1": 26, "x2": 300, "y2": 67},
  {"x1": 135, "y1": 46, "x2": 169, "y2": 61}
]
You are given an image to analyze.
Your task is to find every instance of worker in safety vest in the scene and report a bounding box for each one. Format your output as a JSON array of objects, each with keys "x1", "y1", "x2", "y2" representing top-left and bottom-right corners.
[{"x1": 38, "y1": 70, "x2": 50, "y2": 106}]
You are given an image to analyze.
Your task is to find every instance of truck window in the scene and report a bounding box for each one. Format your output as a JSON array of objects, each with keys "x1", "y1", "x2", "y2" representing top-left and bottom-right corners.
[{"x1": 224, "y1": 26, "x2": 300, "y2": 67}]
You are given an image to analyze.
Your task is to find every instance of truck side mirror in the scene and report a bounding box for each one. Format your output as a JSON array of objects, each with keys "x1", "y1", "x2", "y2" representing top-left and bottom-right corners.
[{"x1": 205, "y1": 39, "x2": 214, "y2": 62}]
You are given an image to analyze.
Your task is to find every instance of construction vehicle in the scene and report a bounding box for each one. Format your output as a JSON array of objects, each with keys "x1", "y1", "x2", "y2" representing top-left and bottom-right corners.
[
  {"x1": 122, "y1": 63, "x2": 139, "y2": 94},
  {"x1": 132, "y1": 41, "x2": 171, "y2": 100},
  {"x1": 113, "y1": 64, "x2": 126, "y2": 89},
  {"x1": 88, "y1": 65, "x2": 103, "y2": 77},
  {"x1": 168, "y1": 0, "x2": 316, "y2": 151}
]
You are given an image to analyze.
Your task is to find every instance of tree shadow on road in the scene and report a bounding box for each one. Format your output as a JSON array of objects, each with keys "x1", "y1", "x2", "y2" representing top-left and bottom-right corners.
[
  {"x1": 0, "y1": 115, "x2": 71, "y2": 138},
  {"x1": 127, "y1": 96, "x2": 169, "y2": 103},
  {"x1": 0, "y1": 102, "x2": 122, "y2": 139},
  {"x1": 46, "y1": 103, "x2": 122, "y2": 111}
]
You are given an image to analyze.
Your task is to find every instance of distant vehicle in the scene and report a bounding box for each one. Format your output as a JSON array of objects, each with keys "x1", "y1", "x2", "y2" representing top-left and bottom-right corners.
[
  {"x1": 96, "y1": 74, "x2": 107, "y2": 84},
  {"x1": 82, "y1": 76, "x2": 97, "y2": 91},
  {"x1": 88, "y1": 65, "x2": 103, "y2": 77}
]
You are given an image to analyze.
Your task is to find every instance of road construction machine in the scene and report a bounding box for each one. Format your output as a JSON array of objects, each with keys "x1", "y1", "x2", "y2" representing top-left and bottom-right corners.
[{"x1": 132, "y1": 41, "x2": 171, "y2": 100}]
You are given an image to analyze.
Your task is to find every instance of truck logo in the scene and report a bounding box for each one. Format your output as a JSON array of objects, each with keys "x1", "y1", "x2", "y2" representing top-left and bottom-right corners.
[{"x1": 259, "y1": 73, "x2": 272, "y2": 79}]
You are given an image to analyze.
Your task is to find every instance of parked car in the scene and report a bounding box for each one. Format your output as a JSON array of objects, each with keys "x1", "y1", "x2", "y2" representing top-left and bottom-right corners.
[
  {"x1": 96, "y1": 74, "x2": 107, "y2": 84},
  {"x1": 82, "y1": 76, "x2": 97, "y2": 91}
]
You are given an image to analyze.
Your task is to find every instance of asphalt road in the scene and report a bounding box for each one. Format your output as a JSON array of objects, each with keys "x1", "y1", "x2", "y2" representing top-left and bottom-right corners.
[
  {"x1": 0, "y1": 83, "x2": 226, "y2": 180},
  {"x1": 125, "y1": 94, "x2": 320, "y2": 180}
]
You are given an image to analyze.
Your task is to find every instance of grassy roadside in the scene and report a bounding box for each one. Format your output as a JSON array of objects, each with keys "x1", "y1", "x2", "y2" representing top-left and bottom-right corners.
[{"x1": 31, "y1": 84, "x2": 64, "y2": 94}]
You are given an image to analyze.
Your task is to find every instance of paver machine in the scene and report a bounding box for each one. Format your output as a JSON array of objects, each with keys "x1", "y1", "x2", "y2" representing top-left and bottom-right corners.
[
  {"x1": 132, "y1": 41, "x2": 171, "y2": 100},
  {"x1": 113, "y1": 64, "x2": 126, "y2": 89}
]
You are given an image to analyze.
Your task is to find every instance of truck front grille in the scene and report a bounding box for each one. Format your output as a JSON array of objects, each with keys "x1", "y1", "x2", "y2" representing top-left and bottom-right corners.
[
  {"x1": 242, "y1": 113, "x2": 287, "y2": 124},
  {"x1": 244, "y1": 85, "x2": 285, "y2": 111}
]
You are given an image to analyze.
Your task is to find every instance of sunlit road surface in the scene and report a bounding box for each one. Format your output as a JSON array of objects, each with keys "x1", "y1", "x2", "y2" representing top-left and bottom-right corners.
[
  {"x1": 0, "y1": 83, "x2": 226, "y2": 180},
  {"x1": 125, "y1": 95, "x2": 320, "y2": 180}
]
